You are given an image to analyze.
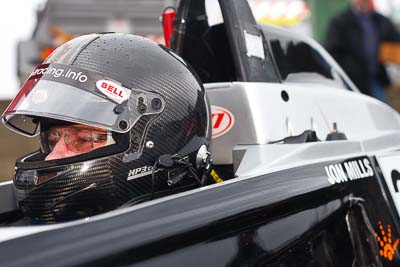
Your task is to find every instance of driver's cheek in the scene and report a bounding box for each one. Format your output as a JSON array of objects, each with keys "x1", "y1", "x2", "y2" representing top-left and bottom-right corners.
[
  {"x1": 45, "y1": 140, "x2": 78, "y2": 161},
  {"x1": 93, "y1": 142, "x2": 106, "y2": 150}
]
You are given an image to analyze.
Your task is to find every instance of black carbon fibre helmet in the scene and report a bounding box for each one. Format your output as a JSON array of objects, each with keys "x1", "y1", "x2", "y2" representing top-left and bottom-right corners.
[{"x1": 1, "y1": 33, "x2": 211, "y2": 223}]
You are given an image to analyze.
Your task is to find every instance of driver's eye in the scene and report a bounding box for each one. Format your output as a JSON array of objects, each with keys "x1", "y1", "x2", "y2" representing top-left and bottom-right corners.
[
  {"x1": 48, "y1": 131, "x2": 61, "y2": 145},
  {"x1": 77, "y1": 137, "x2": 91, "y2": 144}
]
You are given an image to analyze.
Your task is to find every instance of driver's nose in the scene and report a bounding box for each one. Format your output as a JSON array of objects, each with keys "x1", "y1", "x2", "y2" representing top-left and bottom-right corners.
[{"x1": 45, "y1": 139, "x2": 76, "y2": 161}]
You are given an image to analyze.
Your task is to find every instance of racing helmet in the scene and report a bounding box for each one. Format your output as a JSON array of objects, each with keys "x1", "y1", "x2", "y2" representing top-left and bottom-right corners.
[{"x1": 1, "y1": 33, "x2": 211, "y2": 223}]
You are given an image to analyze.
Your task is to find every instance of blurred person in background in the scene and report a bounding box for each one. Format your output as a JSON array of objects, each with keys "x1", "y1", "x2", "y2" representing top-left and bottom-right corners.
[{"x1": 325, "y1": 0, "x2": 400, "y2": 102}]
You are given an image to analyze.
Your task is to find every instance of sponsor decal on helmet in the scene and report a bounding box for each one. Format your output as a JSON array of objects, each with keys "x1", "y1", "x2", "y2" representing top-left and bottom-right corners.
[
  {"x1": 211, "y1": 105, "x2": 234, "y2": 138},
  {"x1": 375, "y1": 221, "x2": 399, "y2": 261},
  {"x1": 324, "y1": 158, "x2": 374, "y2": 185},
  {"x1": 127, "y1": 165, "x2": 158, "y2": 181},
  {"x1": 31, "y1": 65, "x2": 88, "y2": 83},
  {"x1": 96, "y1": 80, "x2": 130, "y2": 104},
  {"x1": 31, "y1": 89, "x2": 48, "y2": 104}
]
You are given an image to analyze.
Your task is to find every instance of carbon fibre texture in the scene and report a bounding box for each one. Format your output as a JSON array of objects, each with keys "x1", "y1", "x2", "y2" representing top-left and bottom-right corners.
[{"x1": 13, "y1": 33, "x2": 210, "y2": 223}]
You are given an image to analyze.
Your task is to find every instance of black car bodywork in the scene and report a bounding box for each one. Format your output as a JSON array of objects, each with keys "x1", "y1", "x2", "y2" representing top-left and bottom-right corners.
[{"x1": 0, "y1": 156, "x2": 398, "y2": 266}]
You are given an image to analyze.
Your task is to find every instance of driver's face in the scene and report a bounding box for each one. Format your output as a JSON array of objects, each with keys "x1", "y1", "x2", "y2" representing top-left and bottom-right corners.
[
  {"x1": 44, "y1": 125, "x2": 108, "y2": 161},
  {"x1": 352, "y1": 0, "x2": 373, "y2": 13}
]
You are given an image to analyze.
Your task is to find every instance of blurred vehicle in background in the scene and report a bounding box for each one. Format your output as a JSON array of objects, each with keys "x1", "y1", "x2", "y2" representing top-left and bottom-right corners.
[{"x1": 17, "y1": 0, "x2": 176, "y2": 84}]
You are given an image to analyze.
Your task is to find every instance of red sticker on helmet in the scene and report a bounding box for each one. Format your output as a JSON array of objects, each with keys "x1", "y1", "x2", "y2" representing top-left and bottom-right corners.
[
  {"x1": 211, "y1": 105, "x2": 234, "y2": 138},
  {"x1": 96, "y1": 79, "x2": 129, "y2": 104}
]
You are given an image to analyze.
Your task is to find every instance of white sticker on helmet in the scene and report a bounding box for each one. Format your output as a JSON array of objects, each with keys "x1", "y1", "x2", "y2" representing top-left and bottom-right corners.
[
  {"x1": 31, "y1": 89, "x2": 48, "y2": 104},
  {"x1": 96, "y1": 80, "x2": 130, "y2": 104}
]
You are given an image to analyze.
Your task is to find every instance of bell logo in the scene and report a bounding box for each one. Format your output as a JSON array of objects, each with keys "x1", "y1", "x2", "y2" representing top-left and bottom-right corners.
[
  {"x1": 375, "y1": 221, "x2": 399, "y2": 261},
  {"x1": 211, "y1": 105, "x2": 234, "y2": 138},
  {"x1": 96, "y1": 79, "x2": 129, "y2": 104},
  {"x1": 101, "y1": 82, "x2": 123, "y2": 97}
]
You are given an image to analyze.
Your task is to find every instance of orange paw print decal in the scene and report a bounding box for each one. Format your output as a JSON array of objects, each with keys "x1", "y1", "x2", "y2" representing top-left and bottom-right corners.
[{"x1": 375, "y1": 221, "x2": 399, "y2": 261}]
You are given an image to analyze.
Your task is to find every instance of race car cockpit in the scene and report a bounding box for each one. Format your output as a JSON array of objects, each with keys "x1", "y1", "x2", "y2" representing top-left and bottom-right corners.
[{"x1": 169, "y1": 0, "x2": 362, "y2": 177}]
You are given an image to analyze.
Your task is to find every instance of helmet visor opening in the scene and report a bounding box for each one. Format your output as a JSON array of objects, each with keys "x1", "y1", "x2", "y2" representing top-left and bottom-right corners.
[{"x1": 40, "y1": 124, "x2": 115, "y2": 160}]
